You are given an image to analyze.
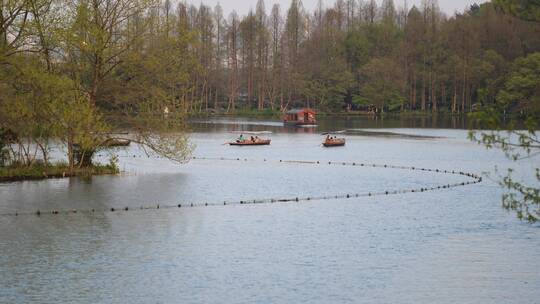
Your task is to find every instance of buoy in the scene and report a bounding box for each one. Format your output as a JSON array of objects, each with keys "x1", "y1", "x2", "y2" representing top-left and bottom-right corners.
[
  {"x1": 111, "y1": 208, "x2": 115, "y2": 212},
  {"x1": 178, "y1": 204, "x2": 182, "y2": 208},
  {"x1": 124, "y1": 207, "x2": 129, "y2": 211},
  {"x1": 36, "y1": 210, "x2": 40, "y2": 216}
]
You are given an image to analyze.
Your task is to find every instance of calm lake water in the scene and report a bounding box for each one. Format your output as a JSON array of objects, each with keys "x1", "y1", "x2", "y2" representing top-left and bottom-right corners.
[{"x1": 1, "y1": 116, "x2": 539, "y2": 303}]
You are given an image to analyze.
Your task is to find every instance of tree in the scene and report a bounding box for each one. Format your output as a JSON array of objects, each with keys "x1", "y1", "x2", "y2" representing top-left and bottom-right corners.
[
  {"x1": 64, "y1": 0, "x2": 155, "y2": 107},
  {"x1": 226, "y1": 11, "x2": 239, "y2": 112},
  {"x1": 0, "y1": 59, "x2": 107, "y2": 169},
  {"x1": 284, "y1": 0, "x2": 305, "y2": 107},
  {"x1": 493, "y1": 0, "x2": 540, "y2": 22},
  {"x1": 267, "y1": 4, "x2": 283, "y2": 110},
  {"x1": 255, "y1": 0, "x2": 269, "y2": 110},
  {"x1": 213, "y1": 3, "x2": 224, "y2": 110},
  {"x1": 0, "y1": 0, "x2": 29, "y2": 60},
  {"x1": 359, "y1": 57, "x2": 406, "y2": 112}
]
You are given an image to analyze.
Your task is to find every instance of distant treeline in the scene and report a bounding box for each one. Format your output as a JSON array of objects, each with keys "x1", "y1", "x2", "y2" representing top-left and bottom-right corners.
[{"x1": 1, "y1": 0, "x2": 539, "y2": 117}]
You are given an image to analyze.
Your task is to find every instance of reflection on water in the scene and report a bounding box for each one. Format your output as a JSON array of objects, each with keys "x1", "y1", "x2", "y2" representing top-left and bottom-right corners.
[
  {"x1": 1, "y1": 117, "x2": 539, "y2": 304},
  {"x1": 189, "y1": 114, "x2": 471, "y2": 134}
]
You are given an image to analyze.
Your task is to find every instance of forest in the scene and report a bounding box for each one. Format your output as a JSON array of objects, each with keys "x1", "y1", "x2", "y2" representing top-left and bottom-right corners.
[{"x1": 2, "y1": 0, "x2": 540, "y2": 117}]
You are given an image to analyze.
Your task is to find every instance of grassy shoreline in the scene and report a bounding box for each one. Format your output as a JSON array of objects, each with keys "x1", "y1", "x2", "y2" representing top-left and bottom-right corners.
[{"x1": 0, "y1": 163, "x2": 119, "y2": 183}]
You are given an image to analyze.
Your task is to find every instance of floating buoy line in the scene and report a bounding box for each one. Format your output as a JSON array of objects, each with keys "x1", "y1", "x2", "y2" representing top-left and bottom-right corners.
[{"x1": 0, "y1": 156, "x2": 482, "y2": 217}]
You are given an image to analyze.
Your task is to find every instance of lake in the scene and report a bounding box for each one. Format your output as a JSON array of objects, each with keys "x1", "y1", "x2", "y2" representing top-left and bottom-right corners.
[{"x1": 1, "y1": 116, "x2": 539, "y2": 303}]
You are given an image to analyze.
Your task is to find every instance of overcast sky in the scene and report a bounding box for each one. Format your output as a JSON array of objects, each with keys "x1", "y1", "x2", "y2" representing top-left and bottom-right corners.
[{"x1": 187, "y1": 0, "x2": 489, "y2": 17}]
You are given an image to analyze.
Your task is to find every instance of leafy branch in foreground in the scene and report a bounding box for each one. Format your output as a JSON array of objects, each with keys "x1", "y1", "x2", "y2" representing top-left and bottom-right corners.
[
  {"x1": 469, "y1": 52, "x2": 540, "y2": 222},
  {"x1": 123, "y1": 103, "x2": 194, "y2": 164}
]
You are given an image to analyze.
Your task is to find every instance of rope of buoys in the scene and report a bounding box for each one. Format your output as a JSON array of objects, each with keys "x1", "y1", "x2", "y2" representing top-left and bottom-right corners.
[{"x1": 0, "y1": 157, "x2": 482, "y2": 217}]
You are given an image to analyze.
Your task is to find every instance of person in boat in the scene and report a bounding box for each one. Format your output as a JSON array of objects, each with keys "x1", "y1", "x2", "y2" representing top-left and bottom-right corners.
[
  {"x1": 237, "y1": 134, "x2": 245, "y2": 143},
  {"x1": 255, "y1": 136, "x2": 260, "y2": 143},
  {"x1": 250, "y1": 136, "x2": 255, "y2": 142},
  {"x1": 326, "y1": 135, "x2": 330, "y2": 141}
]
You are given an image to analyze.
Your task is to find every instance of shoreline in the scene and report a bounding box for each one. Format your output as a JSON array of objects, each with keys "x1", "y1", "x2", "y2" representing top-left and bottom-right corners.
[{"x1": 187, "y1": 110, "x2": 469, "y2": 119}]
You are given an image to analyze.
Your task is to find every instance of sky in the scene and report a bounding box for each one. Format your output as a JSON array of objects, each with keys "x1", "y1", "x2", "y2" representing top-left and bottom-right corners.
[{"x1": 187, "y1": 0, "x2": 489, "y2": 17}]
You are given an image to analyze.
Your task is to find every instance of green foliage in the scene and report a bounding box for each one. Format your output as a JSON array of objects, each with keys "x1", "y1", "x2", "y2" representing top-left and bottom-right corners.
[
  {"x1": 469, "y1": 52, "x2": 540, "y2": 222},
  {"x1": 493, "y1": 0, "x2": 540, "y2": 22},
  {"x1": 359, "y1": 57, "x2": 406, "y2": 112},
  {"x1": 345, "y1": 31, "x2": 372, "y2": 70},
  {"x1": 0, "y1": 129, "x2": 11, "y2": 166},
  {"x1": 106, "y1": 155, "x2": 120, "y2": 174},
  {"x1": 351, "y1": 95, "x2": 370, "y2": 107},
  {"x1": 496, "y1": 52, "x2": 540, "y2": 113},
  {"x1": 1, "y1": 0, "x2": 194, "y2": 170}
]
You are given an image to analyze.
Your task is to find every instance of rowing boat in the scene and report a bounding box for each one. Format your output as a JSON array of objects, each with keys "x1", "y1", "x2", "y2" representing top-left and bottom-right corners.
[
  {"x1": 323, "y1": 138, "x2": 345, "y2": 147},
  {"x1": 229, "y1": 139, "x2": 271, "y2": 146}
]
